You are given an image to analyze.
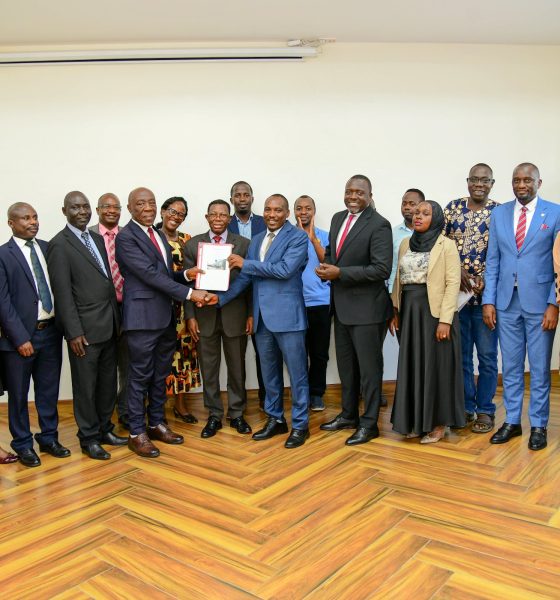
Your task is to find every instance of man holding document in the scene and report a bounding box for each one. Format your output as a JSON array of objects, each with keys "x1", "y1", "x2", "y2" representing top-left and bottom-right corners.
[
  {"x1": 184, "y1": 200, "x2": 252, "y2": 438},
  {"x1": 204, "y1": 194, "x2": 311, "y2": 448}
]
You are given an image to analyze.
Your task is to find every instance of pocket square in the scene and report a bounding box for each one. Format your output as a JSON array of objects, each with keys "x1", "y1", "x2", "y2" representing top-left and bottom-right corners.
[{"x1": 541, "y1": 223, "x2": 550, "y2": 230}]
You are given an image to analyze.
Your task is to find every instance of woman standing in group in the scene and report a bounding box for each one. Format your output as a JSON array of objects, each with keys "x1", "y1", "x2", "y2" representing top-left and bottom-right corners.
[
  {"x1": 157, "y1": 197, "x2": 201, "y2": 423},
  {"x1": 389, "y1": 200, "x2": 465, "y2": 443}
]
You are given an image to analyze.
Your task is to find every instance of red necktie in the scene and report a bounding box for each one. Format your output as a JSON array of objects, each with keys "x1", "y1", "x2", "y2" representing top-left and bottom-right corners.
[
  {"x1": 336, "y1": 214, "x2": 355, "y2": 257},
  {"x1": 213, "y1": 235, "x2": 222, "y2": 244},
  {"x1": 105, "y1": 231, "x2": 124, "y2": 302},
  {"x1": 148, "y1": 227, "x2": 163, "y2": 256},
  {"x1": 516, "y1": 206, "x2": 528, "y2": 250}
]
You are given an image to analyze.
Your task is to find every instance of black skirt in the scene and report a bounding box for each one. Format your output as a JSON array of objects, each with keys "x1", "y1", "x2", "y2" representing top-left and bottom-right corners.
[{"x1": 391, "y1": 284, "x2": 465, "y2": 435}]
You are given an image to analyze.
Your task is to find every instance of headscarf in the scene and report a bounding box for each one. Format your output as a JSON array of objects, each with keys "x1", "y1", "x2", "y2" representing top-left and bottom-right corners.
[{"x1": 409, "y1": 200, "x2": 444, "y2": 253}]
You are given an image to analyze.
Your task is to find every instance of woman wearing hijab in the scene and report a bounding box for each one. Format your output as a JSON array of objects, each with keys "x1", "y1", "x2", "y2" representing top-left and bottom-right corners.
[{"x1": 389, "y1": 200, "x2": 465, "y2": 443}]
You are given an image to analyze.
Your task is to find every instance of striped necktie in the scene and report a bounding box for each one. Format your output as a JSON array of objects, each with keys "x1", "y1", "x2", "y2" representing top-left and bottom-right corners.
[{"x1": 516, "y1": 206, "x2": 528, "y2": 250}]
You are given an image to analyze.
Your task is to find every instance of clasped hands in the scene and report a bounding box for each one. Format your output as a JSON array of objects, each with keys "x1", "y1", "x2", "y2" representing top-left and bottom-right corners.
[{"x1": 190, "y1": 289, "x2": 219, "y2": 307}]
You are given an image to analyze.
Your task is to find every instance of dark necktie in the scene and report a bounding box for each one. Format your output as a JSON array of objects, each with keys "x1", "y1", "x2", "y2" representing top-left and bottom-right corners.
[
  {"x1": 81, "y1": 232, "x2": 105, "y2": 272},
  {"x1": 25, "y1": 240, "x2": 53, "y2": 313},
  {"x1": 148, "y1": 227, "x2": 164, "y2": 256},
  {"x1": 213, "y1": 235, "x2": 222, "y2": 244}
]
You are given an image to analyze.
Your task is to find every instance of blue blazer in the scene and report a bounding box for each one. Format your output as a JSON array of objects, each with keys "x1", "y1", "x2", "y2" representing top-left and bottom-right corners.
[
  {"x1": 483, "y1": 197, "x2": 560, "y2": 313},
  {"x1": 115, "y1": 221, "x2": 192, "y2": 331},
  {"x1": 219, "y1": 221, "x2": 308, "y2": 332},
  {"x1": 228, "y1": 213, "x2": 266, "y2": 238},
  {"x1": 0, "y1": 238, "x2": 50, "y2": 350}
]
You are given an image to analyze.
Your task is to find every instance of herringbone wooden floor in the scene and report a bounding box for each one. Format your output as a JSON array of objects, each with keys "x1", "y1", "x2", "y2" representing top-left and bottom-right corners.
[{"x1": 0, "y1": 376, "x2": 559, "y2": 599}]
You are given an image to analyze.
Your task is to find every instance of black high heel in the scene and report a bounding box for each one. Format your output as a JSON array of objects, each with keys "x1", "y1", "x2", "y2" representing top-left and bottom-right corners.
[{"x1": 173, "y1": 407, "x2": 198, "y2": 424}]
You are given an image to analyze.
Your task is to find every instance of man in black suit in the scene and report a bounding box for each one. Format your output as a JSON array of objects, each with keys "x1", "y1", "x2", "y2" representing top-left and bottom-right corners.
[
  {"x1": 227, "y1": 180, "x2": 267, "y2": 406},
  {"x1": 89, "y1": 192, "x2": 130, "y2": 430},
  {"x1": 185, "y1": 199, "x2": 252, "y2": 438},
  {"x1": 0, "y1": 203, "x2": 70, "y2": 467},
  {"x1": 47, "y1": 191, "x2": 127, "y2": 460},
  {"x1": 115, "y1": 187, "x2": 208, "y2": 458},
  {"x1": 316, "y1": 175, "x2": 393, "y2": 445}
]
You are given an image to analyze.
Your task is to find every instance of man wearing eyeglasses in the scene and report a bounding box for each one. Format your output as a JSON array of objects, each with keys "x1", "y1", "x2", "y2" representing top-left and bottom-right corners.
[
  {"x1": 90, "y1": 193, "x2": 130, "y2": 430},
  {"x1": 483, "y1": 163, "x2": 560, "y2": 451},
  {"x1": 184, "y1": 200, "x2": 252, "y2": 439},
  {"x1": 444, "y1": 164, "x2": 499, "y2": 435}
]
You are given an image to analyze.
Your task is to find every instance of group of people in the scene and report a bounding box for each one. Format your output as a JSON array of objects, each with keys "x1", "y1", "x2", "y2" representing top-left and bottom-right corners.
[{"x1": 0, "y1": 162, "x2": 557, "y2": 467}]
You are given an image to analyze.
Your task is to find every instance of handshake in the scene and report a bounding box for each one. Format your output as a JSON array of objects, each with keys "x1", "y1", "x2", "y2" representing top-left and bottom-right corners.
[{"x1": 190, "y1": 289, "x2": 219, "y2": 307}]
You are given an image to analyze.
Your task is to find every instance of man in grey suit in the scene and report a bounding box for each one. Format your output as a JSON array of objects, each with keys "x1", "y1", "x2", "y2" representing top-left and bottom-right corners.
[
  {"x1": 316, "y1": 175, "x2": 393, "y2": 445},
  {"x1": 47, "y1": 191, "x2": 128, "y2": 460},
  {"x1": 185, "y1": 200, "x2": 252, "y2": 438},
  {"x1": 89, "y1": 192, "x2": 130, "y2": 430}
]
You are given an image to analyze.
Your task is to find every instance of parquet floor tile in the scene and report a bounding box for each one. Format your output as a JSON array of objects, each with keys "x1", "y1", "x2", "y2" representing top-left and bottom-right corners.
[{"x1": 1, "y1": 375, "x2": 559, "y2": 599}]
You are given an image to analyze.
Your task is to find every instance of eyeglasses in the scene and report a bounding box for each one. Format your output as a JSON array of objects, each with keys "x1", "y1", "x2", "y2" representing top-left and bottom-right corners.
[
  {"x1": 467, "y1": 177, "x2": 494, "y2": 185},
  {"x1": 99, "y1": 204, "x2": 121, "y2": 210},
  {"x1": 165, "y1": 207, "x2": 186, "y2": 220},
  {"x1": 207, "y1": 212, "x2": 230, "y2": 220}
]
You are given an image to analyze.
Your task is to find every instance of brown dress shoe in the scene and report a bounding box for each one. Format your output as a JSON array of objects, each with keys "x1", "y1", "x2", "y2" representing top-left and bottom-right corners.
[
  {"x1": 147, "y1": 423, "x2": 184, "y2": 445},
  {"x1": 128, "y1": 433, "x2": 160, "y2": 458}
]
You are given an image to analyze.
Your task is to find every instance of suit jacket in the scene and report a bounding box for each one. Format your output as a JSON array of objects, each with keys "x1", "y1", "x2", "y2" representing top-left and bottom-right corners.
[
  {"x1": 47, "y1": 226, "x2": 119, "y2": 343},
  {"x1": 482, "y1": 197, "x2": 560, "y2": 312},
  {"x1": 228, "y1": 213, "x2": 266, "y2": 238},
  {"x1": 115, "y1": 220, "x2": 191, "y2": 331},
  {"x1": 0, "y1": 238, "x2": 52, "y2": 350},
  {"x1": 184, "y1": 232, "x2": 251, "y2": 337},
  {"x1": 219, "y1": 221, "x2": 308, "y2": 333},
  {"x1": 325, "y1": 205, "x2": 393, "y2": 325},
  {"x1": 391, "y1": 235, "x2": 461, "y2": 325}
]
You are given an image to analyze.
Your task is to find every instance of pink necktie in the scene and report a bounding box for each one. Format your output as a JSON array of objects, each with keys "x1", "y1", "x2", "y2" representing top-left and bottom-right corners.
[
  {"x1": 336, "y1": 214, "x2": 355, "y2": 257},
  {"x1": 106, "y1": 231, "x2": 124, "y2": 302},
  {"x1": 148, "y1": 227, "x2": 163, "y2": 256},
  {"x1": 516, "y1": 206, "x2": 528, "y2": 250},
  {"x1": 213, "y1": 235, "x2": 222, "y2": 244}
]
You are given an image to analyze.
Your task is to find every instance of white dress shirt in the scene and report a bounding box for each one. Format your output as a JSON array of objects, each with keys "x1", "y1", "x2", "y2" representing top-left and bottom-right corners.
[
  {"x1": 260, "y1": 226, "x2": 284, "y2": 261},
  {"x1": 335, "y1": 210, "x2": 364, "y2": 249},
  {"x1": 13, "y1": 236, "x2": 55, "y2": 320}
]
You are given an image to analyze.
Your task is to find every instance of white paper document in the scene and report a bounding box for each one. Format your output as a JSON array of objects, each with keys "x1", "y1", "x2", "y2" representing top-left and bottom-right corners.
[{"x1": 195, "y1": 242, "x2": 233, "y2": 291}]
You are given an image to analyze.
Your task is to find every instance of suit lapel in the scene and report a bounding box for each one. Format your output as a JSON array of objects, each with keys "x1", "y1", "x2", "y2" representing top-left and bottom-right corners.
[
  {"x1": 264, "y1": 223, "x2": 291, "y2": 261},
  {"x1": 336, "y1": 207, "x2": 372, "y2": 262},
  {"x1": 330, "y1": 212, "x2": 346, "y2": 258},
  {"x1": 519, "y1": 198, "x2": 544, "y2": 254},
  {"x1": 153, "y1": 227, "x2": 173, "y2": 272},
  {"x1": 64, "y1": 228, "x2": 107, "y2": 277},
  {"x1": 8, "y1": 239, "x2": 37, "y2": 292},
  {"x1": 504, "y1": 202, "x2": 517, "y2": 254},
  {"x1": 129, "y1": 221, "x2": 169, "y2": 270},
  {"x1": 91, "y1": 232, "x2": 111, "y2": 276}
]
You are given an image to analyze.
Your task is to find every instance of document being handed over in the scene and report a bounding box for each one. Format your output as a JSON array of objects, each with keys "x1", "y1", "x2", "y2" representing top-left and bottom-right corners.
[{"x1": 195, "y1": 242, "x2": 233, "y2": 291}]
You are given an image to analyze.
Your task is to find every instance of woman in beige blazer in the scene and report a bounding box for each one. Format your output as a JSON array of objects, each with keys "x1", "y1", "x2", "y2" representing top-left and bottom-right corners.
[{"x1": 389, "y1": 201, "x2": 465, "y2": 443}]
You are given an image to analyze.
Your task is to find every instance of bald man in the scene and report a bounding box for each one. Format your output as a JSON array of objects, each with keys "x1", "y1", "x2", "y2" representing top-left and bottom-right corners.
[
  {"x1": 115, "y1": 187, "x2": 208, "y2": 458},
  {"x1": 0, "y1": 203, "x2": 69, "y2": 467},
  {"x1": 47, "y1": 191, "x2": 126, "y2": 460}
]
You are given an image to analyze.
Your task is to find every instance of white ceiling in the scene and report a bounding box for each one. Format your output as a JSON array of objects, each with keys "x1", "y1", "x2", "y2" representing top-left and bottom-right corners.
[{"x1": 2, "y1": 0, "x2": 560, "y2": 47}]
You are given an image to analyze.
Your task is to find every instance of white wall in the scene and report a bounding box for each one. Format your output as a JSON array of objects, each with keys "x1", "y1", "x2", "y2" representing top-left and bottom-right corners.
[{"x1": 1, "y1": 43, "x2": 559, "y2": 400}]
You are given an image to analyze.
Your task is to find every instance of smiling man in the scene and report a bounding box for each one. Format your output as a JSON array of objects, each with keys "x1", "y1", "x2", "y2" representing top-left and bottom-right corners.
[
  {"x1": 483, "y1": 163, "x2": 560, "y2": 451},
  {"x1": 115, "y1": 187, "x2": 208, "y2": 458},
  {"x1": 0, "y1": 203, "x2": 70, "y2": 467},
  {"x1": 316, "y1": 175, "x2": 393, "y2": 446},
  {"x1": 208, "y1": 194, "x2": 311, "y2": 448}
]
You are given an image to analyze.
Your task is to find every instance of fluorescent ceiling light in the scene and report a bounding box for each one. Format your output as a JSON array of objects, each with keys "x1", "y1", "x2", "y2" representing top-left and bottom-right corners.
[{"x1": 0, "y1": 47, "x2": 318, "y2": 65}]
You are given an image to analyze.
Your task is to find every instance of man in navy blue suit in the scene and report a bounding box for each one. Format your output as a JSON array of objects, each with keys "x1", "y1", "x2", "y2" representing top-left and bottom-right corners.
[
  {"x1": 483, "y1": 163, "x2": 560, "y2": 451},
  {"x1": 211, "y1": 194, "x2": 311, "y2": 448},
  {"x1": 0, "y1": 203, "x2": 70, "y2": 467},
  {"x1": 115, "y1": 187, "x2": 208, "y2": 458},
  {"x1": 228, "y1": 180, "x2": 267, "y2": 407}
]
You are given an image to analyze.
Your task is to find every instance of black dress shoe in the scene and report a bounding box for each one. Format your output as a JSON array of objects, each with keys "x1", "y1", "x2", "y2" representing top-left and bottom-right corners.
[
  {"x1": 528, "y1": 427, "x2": 547, "y2": 451},
  {"x1": 252, "y1": 417, "x2": 289, "y2": 440},
  {"x1": 201, "y1": 416, "x2": 222, "y2": 438},
  {"x1": 101, "y1": 431, "x2": 129, "y2": 446},
  {"x1": 490, "y1": 422, "x2": 522, "y2": 444},
  {"x1": 345, "y1": 426, "x2": 380, "y2": 446},
  {"x1": 81, "y1": 443, "x2": 111, "y2": 460},
  {"x1": 17, "y1": 448, "x2": 41, "y2": 467},
  {"x1": 38, "y1": 441, "x2": 71, "y2": 458},
  {"x1": 230, "y1": 416, "x2": 252, "y2": 434},
  {"x1": 118, "y1": 416, "x2": 130, "y2": 430},
  {"x1": 320, "y1": 414, "x2": 359, "y2": 431},
  {"x1": 285, "y1": 428, "x2": 310, "y2": 449},
  {"x1": 380, "y1": 395, "x2": 388, "y2": 408}
]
